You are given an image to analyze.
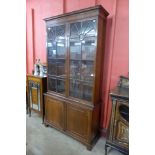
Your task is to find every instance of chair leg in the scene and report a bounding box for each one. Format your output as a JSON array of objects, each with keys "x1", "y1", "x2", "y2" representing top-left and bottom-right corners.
[
  {"x1": 26, "y1": 106, "x2": 28, "y2": 114},
  {"x1": 26, "y1": 101, "x2": 29, "y2": 114},
  {"x1": 29, "y1": 106, "x2": 31, "y2": 117},
  {"x1": 105, "y1": 144, "x2": 108, "y2": 155},
  {"x1": 28, "y1": 99, "x2": 31, "y2": 117}
]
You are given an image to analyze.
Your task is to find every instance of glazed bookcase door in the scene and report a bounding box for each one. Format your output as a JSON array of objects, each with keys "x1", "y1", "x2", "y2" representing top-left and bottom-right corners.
[
  {"x1": 47, "y1": 24, "x2": 66, "y2": 95},
  {"x1": 69, "y1": 19, "x2": 97, "y2": 102}
]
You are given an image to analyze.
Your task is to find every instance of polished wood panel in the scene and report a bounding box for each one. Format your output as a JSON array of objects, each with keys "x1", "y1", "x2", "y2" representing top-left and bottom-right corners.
[
  {"x1": 91, "y1": 103, "x2": 100, "y2": 141},
  {"x1": 115, "y1": 120, "x2": 129, "y2": 148},
  {"x1": 44, "y1": 96, "x2": 64, "y2": 130},
  {"x1": 32, "y1": 88, "x2": 38, "y2": 104},
  {"x1": 66, "y1": 103, "x2": 90, "y2": 139}
]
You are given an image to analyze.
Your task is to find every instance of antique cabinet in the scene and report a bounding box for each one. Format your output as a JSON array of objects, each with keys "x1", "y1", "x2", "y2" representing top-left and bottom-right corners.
[
  {"x1": 105, "y1": 76, "x2": 129, "y2": 155},
  {"x1": 27, "y1": 75, "x2": 47, "y2": 121},
  {"x1": 43, "y1": 5, "x2": 109, "y2": 150}
]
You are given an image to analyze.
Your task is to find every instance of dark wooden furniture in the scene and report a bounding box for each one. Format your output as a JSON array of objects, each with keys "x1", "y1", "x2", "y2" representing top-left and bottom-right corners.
[
  {"x1": 27, "y1": 74, "x2": 47, "y2": 122},
  {"x1": 43, "y1": 5, "x2": 109, "y2": 150},
  {"x1": 105, "y1": 76, "x2": 129, "y2": 155}
]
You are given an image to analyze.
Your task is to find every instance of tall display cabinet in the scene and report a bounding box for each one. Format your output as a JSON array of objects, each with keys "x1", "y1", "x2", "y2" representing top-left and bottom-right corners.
[{"x1": 43, "y1": 5, "x2": 109, "y2": 150}]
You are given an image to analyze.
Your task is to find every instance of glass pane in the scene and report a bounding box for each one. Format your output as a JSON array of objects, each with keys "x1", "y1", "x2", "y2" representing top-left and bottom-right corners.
[
  {"x1": 57, "y1": 79, "x2": 65, "y2": 94},
  {"x1": 56, "y1": 40, "x2": 65, "y2": 58},
  {"x1": 70, "y1": 60, "x2": 81, "y2": 79},
  {"x1": 81, "y1": 60, "x2": 94, "y2": 82},
  {"x1": 82, "y1": 20, "x2": 96, "y2": 36},
  {"x1": 47, "y1": 25, "x2": 66, "y2": 59},
  {"x1": 70, "y1": 20, "x2": 96, "y2": 38},
  {"x1": 48, "y1": 59, "x2": 66, "y2": 77},
  {"x1": 70, "y1": 22, "x2": 81, "y2": 37},
  {"x1": 56, "y1": 25, "x2": 65, "y2": 38},
  {"x1": 81, "y1": 82, "x2": 92, "y2": 101},
  {"x1": 48, "y1": 77, "x2": 56, "y2": 92},
  {"x1": 48, "y1": 60, "x2": 57, "y2": 75},
  {"x1": 82, "y1": 37, "x2": 96, "y2": 60},
  {"x1": 69, "y1": 80, "x2": 81, "y2": 98},
  {"x1": 47, "y1": 25, "x2": 65, "y2": 41},
  {"x1": 57, "y1": 60, "x2": 66, "y2": 78},
  {"x1": 47, "y1": 41, "x2": 56, "y2": 59},
  {"x1": 70, "y1": 38, "x2": 81, "y2": 60}
]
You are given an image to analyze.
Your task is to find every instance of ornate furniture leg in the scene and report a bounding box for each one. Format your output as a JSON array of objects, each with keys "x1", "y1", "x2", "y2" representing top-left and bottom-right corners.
[
  {"x1": 42, "y1": 100, "x2": 44, "y2": 124},
  {"x1": 105, "y1": 143, "x2": 108, "y2": 155}
]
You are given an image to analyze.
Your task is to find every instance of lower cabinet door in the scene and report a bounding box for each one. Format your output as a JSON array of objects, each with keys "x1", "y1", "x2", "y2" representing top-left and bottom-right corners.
[
  {"x1": 28, "y1": 80, "x2": 41, "y2": 113},
  {"x1": 113, "y1": 100, "x2": 129, "y2": 148},
  {"x1": 45, "y1": 96, "x2": 64, "y2": 130},
  {"x1": 66, "y1": 103, "x2": 91, "y2": 140},
  {"x1": 113, "y1": 120, "x2": 129, "y2": 148}
]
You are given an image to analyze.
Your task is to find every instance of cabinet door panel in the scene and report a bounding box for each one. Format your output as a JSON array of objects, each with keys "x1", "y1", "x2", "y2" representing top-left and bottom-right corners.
[
  {"x1": 28, "y1": 80, "x2": 41, "y2": 112},
  {"x1": 113, "y1": 101, "x2": 129, "y2": 148},
  {"x1": 113, "y1": 120, "x2": 129, "y2": 148},
  {"x1": 31, "y1": 88, "x2": 38, "y2": 104},
  {"x1": 66, "y1": 104, "x2": 91, "y2": 139},
  {"x1": 45, "y1": 97, "x2": 64, "y2": 129}
]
